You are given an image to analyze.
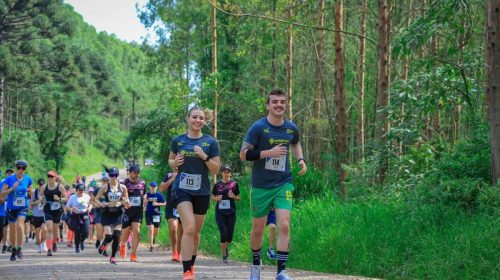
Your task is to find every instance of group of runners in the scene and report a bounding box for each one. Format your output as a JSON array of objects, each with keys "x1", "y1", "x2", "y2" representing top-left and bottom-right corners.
[{"x1": 0, "y1": 88, "x2": 307, "y2": 280}]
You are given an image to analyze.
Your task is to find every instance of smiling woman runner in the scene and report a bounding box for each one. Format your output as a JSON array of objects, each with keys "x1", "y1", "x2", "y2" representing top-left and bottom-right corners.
[
  {"x1": 93, "y1": 167, "x2": 129, "y2": 264},
  {"x1": 1, "y1": 160, "x2": 33, "y2": 261},
  {"x1": 168, "y1": 106, "x2": 221, "y2": 280},
  {"x1": 39, "y1": 170, "x2": 67, "y2": 257}
]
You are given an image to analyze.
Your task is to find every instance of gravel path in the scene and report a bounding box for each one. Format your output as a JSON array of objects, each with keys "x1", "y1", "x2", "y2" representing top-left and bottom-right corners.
[{"x1": 0, "y1": 243, "x2": 373, "y2": 280}]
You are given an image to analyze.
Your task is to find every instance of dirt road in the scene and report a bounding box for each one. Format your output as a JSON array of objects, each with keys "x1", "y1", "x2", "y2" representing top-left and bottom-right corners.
[{"x1": 0, "y1": 243, "x2": 372, "y2": 280}]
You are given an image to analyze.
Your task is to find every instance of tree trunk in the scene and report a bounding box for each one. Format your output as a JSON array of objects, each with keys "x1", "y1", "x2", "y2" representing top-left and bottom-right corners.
[
  {"x1": 0, "y1": 77, "x2": 4, "y2": 165},
  {"x1": 286, "y1": 6, "x2": 294, "y2": 121},
  {"x1": 334, "y1": 0, "x2": 347, "y2": 193},
  {"x1": 271, "y1": 0, "x2": 277, "y2": 87},
  {"x1": 487, "y1": 0, "x2": 500, "y2": 184},
  {"x1": 358, "y1": 0, "x2": 367, "y2": 162},
  {"x1": 375, "y1": 0, "x2": 391, "y2": 185},
  {"x1": 211, "y1": 0, "x2": 218, "y2": 139},
  {"x1": 312, "y1": 0, "x2": 326, "y2": 167}
]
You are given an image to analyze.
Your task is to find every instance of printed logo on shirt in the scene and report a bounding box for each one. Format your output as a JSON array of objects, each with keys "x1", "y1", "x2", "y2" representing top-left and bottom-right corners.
[
  {"x1": 269, "y1": 138, "x2": 289, "y2": 145},
  {"x1": 202, "y1": 142, "x2": 210, "y2": 147},
  {"x1": 286, "y1": 128, "x2": 294, "y2": 134},
  {"x1": 177, "y1": 141, "x2": 183, "y2": 146},
  {"x1": 180, "y1": 150, "x2": 201, "y2": 157},
  {"x1": 264, "y1": 128, "x2": 270, "y2": 134}
]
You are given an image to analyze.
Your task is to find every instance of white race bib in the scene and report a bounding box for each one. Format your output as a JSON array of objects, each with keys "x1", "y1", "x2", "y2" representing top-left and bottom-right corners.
[
  {"x1": 50, "y1": 201, "x2": 61, "y2": 211},
  {"x1": 173, "y1": 208, "x2": 179, "y2": 218},
  {"x1": 265, "y1": 156, "x2": 286, "y2": 171},
  {"x1": 13, "y1": 197, "x2": 25, "y2": 207},
  {"x1": 179, "y1": 173, "x2": 202, "y2": 191},
  {"x1": 152, "y1": 215, "x2": 160, "y2": 223},
  {"x1": 129, "y1": 196, "x2": 141, "y2": 207},
  {"x1": 219, "y1": 199, "x2": 231, "y2": 210}
]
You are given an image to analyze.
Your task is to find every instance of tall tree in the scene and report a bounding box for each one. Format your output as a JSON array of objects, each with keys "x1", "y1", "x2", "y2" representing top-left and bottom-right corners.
[
  {"x1": 357, "y1": 0, "x2": 367, "y2": 162},
  {"x1": 334, "y1": 0, "x2": 347, "y2": 191},
  {"x1": 487, "y1": 0, "x2": 500, "y2": 184},
  {"x1": 211, "y1": 0, "x2": 218, "y2": 139},
  {"x1": 375, "y1": 0, "x2": 391, "y2": 184},
  {"x1": 312, "y1": 0, "x2": 326, "y2": 167},
  {"x1": 286, "y1": 4, "x2": 294, "y2": 121}
]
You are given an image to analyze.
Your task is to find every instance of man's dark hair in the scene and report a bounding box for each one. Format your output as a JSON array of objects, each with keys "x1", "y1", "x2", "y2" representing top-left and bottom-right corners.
[{"x1": 266, "y1": 88, "x2": 286, "y2": 104}]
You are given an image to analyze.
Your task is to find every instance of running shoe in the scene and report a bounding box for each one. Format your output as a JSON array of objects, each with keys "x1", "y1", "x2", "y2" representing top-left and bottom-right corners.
[
  {"x1": 95, "y1": 240, "x2": 100, "y2": 249},
  {"x1": 10, "y1": 248, "x2": 17, "y2": 261},
  {"x1": 130, "y1": 253, "x2": 138, "y2": 262},
  {"x1": 7, "y1": 245, "x2": 12, "y2": 252},
  {"x1": 102, "y1": 250, "x2": 108, "y2": 257},
  {"x1": 267, "y1": 249, "x2": 277, "y2": 260},
  {"x1": 38, "y1": 244, "x2": 43, "y2": 253},
  {"x1": 171, "y1": 251, "x2": 180, "y2": 262},
  {"x1": 16, "y1": 249, "x2": 24, "y2": 260},
  {"x1": 52, "y1": 242, "x2": 58, "y2": 252},
  {"x1": 98, "y1": 244, "x2": 107, "y2": 255},
  {"x1": 119, "y1": 244, "x2": 126, "y2": 258},
  {"x1": 182, "y1": 270, "x2": 194, "y2": 280},
  {"x1": 149, "y1": 246, "x2": 153, "y2": 252},
  {"x1": 75, "y1": 247, "x2": 80, "y2": 253},
  {"x1": 110, "y1": 257, "x2": 117, "y2": 264},
  {"x1": 42, "y1": 242, "x2": 48, "y2": 252},
  {"x1": 222, "y1": 256, "x2": 228, "y2": 263},
  {"x1": 250, "y1": 264, "x2": 262, "y2": 280},
  {"x1": 81, "y1": 242, "x2": 85, "y2": 251},
  {"x1": 275, "y1": 270, "x2": 292, "y2": 280},
  {"x1": 47, "y1": 249, "x2": 53, "y2": 256},
  {"x1": 2, "y1": 245, "x2": 6, "y2": 253}
]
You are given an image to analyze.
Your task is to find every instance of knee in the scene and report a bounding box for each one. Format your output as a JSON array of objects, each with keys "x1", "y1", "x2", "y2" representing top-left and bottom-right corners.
[
  {"x1": 182, "y1": 224, "x2": 196, "y2": 237},
  {"x1": 278, "y1": 221, "x2": 290, "y2": 236}
]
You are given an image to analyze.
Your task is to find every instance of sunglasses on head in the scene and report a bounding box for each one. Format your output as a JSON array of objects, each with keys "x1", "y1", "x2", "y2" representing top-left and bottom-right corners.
[{"x1": 16, "y1": 166, "x2": 27, "y2": 170}]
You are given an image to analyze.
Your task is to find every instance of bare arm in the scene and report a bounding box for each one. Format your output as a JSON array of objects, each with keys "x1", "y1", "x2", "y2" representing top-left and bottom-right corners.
[
  {"x1": 291, "y1": 141, "x2": 307, "y2": 176},
  {"x1": 93, "y1": 187, "x2": 106, "y2": 207},
  {"x1": 159, "y1": 173, "x2": 177, "y2": 192},
  {"x1": 240, "y1": 141, "x2": 288, "y2": 161}
]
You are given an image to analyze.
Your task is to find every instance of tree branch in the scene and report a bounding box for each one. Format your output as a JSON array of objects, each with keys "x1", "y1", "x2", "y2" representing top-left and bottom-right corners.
[{"x1": 206, "y1": 0, "x2": 377, "y2": 45}]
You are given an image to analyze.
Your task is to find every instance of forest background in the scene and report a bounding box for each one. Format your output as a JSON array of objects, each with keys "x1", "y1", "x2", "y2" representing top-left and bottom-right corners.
[{"x1": 0, "y1": 0, "x2": 498, "y2": 279}]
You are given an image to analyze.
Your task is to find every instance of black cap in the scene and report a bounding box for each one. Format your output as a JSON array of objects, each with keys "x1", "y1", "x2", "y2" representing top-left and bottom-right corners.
[
  {"x1": 108, "y1": 167, "x2": 119, "y2": 176},
  {"x1": 75, "y1": 183, "x2": 85, "y2": 190},
  {"x1": 128, "y1": 164, "x2": 141, "y2": 173},
  {"x1": 15, "y1": 160, "x2": 28, "y2": 167},
  {"x1": 220, "y1": 164, "x2": 232, "y2": 172}
]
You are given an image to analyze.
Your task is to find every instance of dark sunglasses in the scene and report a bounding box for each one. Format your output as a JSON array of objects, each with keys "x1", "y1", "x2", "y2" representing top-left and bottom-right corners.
[
  {"x1": 109, "y1": 174, "x2": 118, "y2": 178},
  {"x1": 16, "y1": 166, "x2": 27, "y2": 170},
  {"x1": 47, "y1": 175, "x2": 54, "y2": 178}
]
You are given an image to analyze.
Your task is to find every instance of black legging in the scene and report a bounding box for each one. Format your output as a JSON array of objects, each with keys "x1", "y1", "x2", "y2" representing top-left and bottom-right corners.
[
  {"x1": 70, "y1": 213, "x2": 90, "y2": 248},
  {"x1": 215, "y1": 212, "x2": 236, "y2": 243}
]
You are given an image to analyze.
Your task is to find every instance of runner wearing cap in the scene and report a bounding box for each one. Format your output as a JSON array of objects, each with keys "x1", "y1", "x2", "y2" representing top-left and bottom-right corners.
[
  {"x1": 1, "y1": 168, "x2": 14, "y2": 253},
  {"x1": 119, "y1": 164, "x2": 145, "y2": 262},
  {"x1": 30, "y1": 179, "x2": 47, "y2": 253},
  {"x1": 159, "y1": 171, "x2": 181, "y2": 262},
  {"x1": 94, "y1": 167, "x2": 128, "y2": 264},
  {"x1": 1, "y1": 160, "x2": 33, "y2": 261},
  {"x1": 39, "y1": 170, "x2": 67, "y2": 256},
  {"x1": 90, "y1": 175, "x2": 108, "y2": 250},
  {"x1": 145, "y1": 182, "x2": 166, "y2": 252},
  {"x1": 66, "y1": 183, "x2": 92, "y2": 253},
  {"x1": 211, "y1": 164, "x2": 240, "y2": 263},
  {"x1": 168, "y1": 106, "x2": 221, "y2": 280}
]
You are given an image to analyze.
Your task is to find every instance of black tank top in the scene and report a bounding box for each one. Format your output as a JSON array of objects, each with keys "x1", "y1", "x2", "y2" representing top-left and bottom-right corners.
[
  {"x1": 105, "y1": 183, "x2": 123, "y2": 203},
  {"x1": 44, "y1": 184, "x2": 61, "y2": 202}
]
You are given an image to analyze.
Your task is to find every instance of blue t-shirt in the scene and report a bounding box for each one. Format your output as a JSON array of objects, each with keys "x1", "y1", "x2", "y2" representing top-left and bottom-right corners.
[
  {"x1": 171, "y1": 133, "x2": 221, "y2": 196},
  {"x1": 243, "y1": 117, "x2": 300, "y2": 188},
  {"x1": 3, "y1": 174, "x2": 33, "y2": 210},
  {"x1": 145, "y1": 192, "x2": 166, "y2": 216}
]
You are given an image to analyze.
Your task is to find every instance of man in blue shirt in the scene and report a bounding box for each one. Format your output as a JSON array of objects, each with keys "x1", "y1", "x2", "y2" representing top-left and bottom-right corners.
[
  {"x1": 145, "y1": 182, "x2": 166, "y2": 251},
  {"x1": 240, "y1": 89, "x2": 307, "y2": 280},
  {"x1": 1, "y1": 160, "x2": 33, "y2": 261}
]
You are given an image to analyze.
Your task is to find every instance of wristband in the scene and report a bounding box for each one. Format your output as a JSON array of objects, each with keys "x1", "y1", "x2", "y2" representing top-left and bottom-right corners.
[
  {"x1": 297, "y1": 158, "x2": 306, "y2": 164},
  {"x1": 246, "y1": 149, "x2": 261, "y2": 161},
  {"x1": 204, "y1": 156, "x2": 210, "y2": 162}
]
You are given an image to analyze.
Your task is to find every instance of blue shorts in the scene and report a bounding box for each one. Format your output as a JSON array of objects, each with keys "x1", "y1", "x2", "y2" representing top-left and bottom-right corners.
[
  {"x1": 7, "y1": 208, "x2": 29, "y2": 223},
  {"x1": 92, "y1": 211, "x2": 103, "y2": 225},
  {"x1": 266, "y1": 210, "x2": 276, "y2": 226}
]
